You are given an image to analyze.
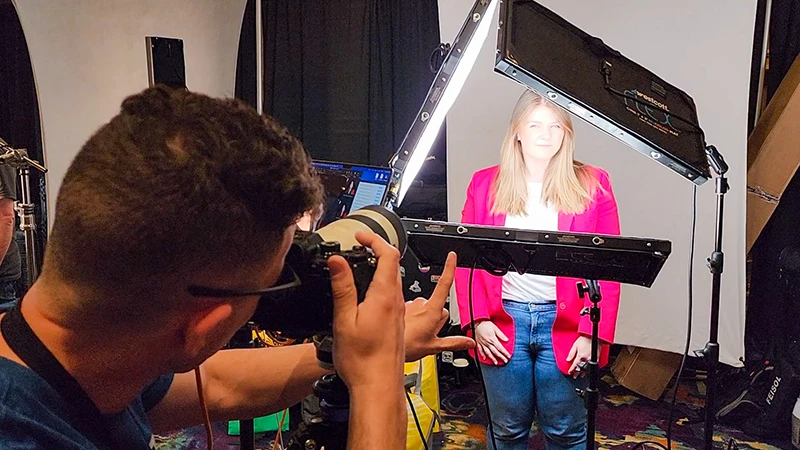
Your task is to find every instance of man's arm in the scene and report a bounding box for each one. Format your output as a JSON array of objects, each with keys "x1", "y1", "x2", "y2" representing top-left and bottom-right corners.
[
  {"x1": 148, "y1": 237, "x2": 472, "y2": 442},
  {"x1": 147, "y1": 343, "x2": 328, "y2": 433},
  {"x1": 0, "y1": 199, "x2": 15, "y2": 264},
  {"x1": 348, "y1": 382, "x2": 405, "y2": 450}
]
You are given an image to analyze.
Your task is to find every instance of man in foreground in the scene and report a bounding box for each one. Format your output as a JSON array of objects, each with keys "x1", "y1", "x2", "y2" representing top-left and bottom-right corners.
[{"x1": 0, "y1": 86, "x2": 472, "y2": 449}]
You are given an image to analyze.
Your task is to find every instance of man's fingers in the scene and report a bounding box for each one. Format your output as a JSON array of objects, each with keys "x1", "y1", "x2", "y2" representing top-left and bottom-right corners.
[
  {"x1": 428, "y1": 252, "x2": 456, "y2": 310},
  {"x1": 328, "y1": 255, "x2": 357, "y2": 329},
  {"x1": 439, "y1": 307, "x2": 450, "y2": 324},
  {"x1": 435, "y1": 336, "x2": 475, "y2": 353},
  {"x1": 354, "y1": 231, "x2": 401, "y2": 305},
  {"x1": 354, "y1": 230, "x2": 398, "y2": 259}
]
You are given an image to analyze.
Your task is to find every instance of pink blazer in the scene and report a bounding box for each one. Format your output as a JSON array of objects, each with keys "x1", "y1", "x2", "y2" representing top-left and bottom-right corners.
[{"x1": 454, "y1": 165, "x2": 621, "y2": 374}]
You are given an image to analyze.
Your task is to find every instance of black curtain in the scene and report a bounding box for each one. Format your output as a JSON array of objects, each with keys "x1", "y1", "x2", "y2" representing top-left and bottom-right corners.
[
  {"x1": 235, "y1": 0, "x2": 258, "y2": 110},
  {"x1": 265, "y1": 0, "x2": 442, "y2": 167},
  {"x1": 0, "y1": 0, "x2": 47, "y2": 293},
  {"x1": 764, "y1": 0, "x2": 800, "y2": 105},
  {"x1": 235, "y1": 0, "x2": 447, "y2": 218},
  {"x1": 746, "y1": 0, "x2": 800, "y2": 363},
  {"x1": 748, "y1": 0, "x2": 768, "y2": 134}
]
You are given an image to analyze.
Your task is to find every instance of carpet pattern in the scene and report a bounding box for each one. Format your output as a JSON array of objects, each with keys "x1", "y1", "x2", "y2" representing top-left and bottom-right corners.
[
  {"x1": 157, "y1": 366, "x2": 793, "y2": 449},
  {"x1": 433, "y1": 366, "x2": 792, "y2": 450}
]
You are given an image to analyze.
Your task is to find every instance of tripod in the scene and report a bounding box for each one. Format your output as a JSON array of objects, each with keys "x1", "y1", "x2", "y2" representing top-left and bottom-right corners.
[
  {"x1": 285, "y1": 335, "x2": 350, "y2": 450},
  {"x1": 576, "y1": 280, "x2": 602, "y2": 450},
  {"x1": 0, "y1": 139, "x2": 47, "y2": 287},
  {"x1": 696, "y1": 145, "x2": 729, "y2": 450}
]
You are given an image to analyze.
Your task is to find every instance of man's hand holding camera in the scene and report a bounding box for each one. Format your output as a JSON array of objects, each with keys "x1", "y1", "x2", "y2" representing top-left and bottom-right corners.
[
  {"x1": 327, "y1": 232, "x2": 474, "y2": 449},
  {"x1": 329, "y1": 231, "x2": 405, "y2": 390},
  {"x1": 328, "y1": 231, "x2": 405, "y2": 450}
]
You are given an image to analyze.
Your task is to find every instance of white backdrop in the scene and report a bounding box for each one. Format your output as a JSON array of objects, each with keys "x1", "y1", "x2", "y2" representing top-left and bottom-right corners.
[
  {"x1": 439, "y1": 0, "x2": 756, "y2": 367},
  {"x1": 12, "y1": 0, "x2": 248, "y2": 224}
]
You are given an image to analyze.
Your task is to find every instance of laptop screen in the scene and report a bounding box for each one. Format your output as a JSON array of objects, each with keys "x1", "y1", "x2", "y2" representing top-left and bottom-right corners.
[{"x1": 311, "y1": 160, "x2": 392, "y2": 228}]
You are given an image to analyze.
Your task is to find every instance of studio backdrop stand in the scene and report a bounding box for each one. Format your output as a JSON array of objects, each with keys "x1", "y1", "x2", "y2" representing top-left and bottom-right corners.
[{"x1": 0, "y1": 138, "x2": 47, "y2": 287}]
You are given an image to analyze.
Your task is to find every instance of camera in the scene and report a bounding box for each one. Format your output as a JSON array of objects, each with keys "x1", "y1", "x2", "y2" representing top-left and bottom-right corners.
[
  {"x1": 239, "y1": 205, "x2": 406, "y2": 450},
  {"x1": 248, "y1": 205, "x2": 407, "y2": 338}
]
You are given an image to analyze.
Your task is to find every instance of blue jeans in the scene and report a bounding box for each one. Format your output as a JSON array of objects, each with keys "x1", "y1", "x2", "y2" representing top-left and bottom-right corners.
[{"x1": 480, "y1": 301, "x2": 586, "y2": 450}]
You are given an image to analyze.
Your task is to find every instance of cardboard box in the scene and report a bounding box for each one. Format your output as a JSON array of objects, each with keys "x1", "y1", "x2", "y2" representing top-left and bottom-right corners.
[
  {"x1": 611, "y1": 346, "x2": 682, "y2": 401},
  {"x1": 747, "y1": 54, "x2": 800, "y2": 253}
]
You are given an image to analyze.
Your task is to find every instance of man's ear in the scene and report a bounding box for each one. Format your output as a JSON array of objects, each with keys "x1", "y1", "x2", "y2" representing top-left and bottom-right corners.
[{"x1": 181, "y1": 302, "x2": 235, "y2": 359}]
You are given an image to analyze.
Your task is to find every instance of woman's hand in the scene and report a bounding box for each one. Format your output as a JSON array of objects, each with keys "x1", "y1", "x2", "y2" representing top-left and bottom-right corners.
[
  {"x1": 474, "y1": 320, "x2": 510, "y2": 365},
  {"x1": 567, "y1": 335, "x2": 592, "y2": 378}
]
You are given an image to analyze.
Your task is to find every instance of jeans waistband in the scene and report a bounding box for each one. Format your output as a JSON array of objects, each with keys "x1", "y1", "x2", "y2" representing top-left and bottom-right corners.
[{"x1": 502, "y1": 299, "x2": 557, "y2": 312}]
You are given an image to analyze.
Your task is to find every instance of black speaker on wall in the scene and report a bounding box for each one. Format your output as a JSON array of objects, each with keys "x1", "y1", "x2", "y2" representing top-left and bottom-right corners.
[{"x1": 146, "y1": 36, "x2": 186, "y2": 89}]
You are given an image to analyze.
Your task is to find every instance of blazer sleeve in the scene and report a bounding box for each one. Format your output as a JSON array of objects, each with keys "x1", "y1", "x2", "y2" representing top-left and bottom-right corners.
[
  {"x1": 578, "y1": 169, "x2": 621, "y2": 343},
  {"x1": 454, "y1": 175, "x2": 490, "y2": 328}
]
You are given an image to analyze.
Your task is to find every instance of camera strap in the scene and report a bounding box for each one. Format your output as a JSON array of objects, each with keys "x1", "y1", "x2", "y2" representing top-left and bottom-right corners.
[{"x1": 1, "y1": 305, "x2": 119, "y2": 449}]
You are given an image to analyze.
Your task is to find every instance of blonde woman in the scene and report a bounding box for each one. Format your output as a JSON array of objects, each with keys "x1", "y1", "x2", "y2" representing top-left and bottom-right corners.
[{"x1": 454, "y1": 90, "x2": 621, "y2": 450}]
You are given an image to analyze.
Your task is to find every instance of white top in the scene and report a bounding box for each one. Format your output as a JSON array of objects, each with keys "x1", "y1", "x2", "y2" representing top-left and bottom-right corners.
[{"x1": 502, "y1": 182, "x2": 559, "y2": 302}]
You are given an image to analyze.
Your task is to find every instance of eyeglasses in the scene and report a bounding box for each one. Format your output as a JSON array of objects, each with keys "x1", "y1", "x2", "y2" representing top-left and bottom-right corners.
[{"x1": 187, "y1": 265, "x2": 302, "y2": 298}]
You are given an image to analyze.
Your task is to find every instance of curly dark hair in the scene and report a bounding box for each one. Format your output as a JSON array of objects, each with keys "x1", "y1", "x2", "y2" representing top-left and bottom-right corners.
[{"x1": 45, "y1": 86, "x2": 323, "y2": 292}]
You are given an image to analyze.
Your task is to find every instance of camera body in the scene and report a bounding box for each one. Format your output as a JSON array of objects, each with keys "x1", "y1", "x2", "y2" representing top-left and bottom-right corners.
[
  {"x1": 249, "y1": 234, "x2": 377, "y2": 338},
  {"x1": 248, "y1": 205, "x2": 404, "y2": 339}
]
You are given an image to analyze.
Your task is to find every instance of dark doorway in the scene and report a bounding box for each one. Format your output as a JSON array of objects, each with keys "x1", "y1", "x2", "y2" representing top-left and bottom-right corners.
[{"x1": 0, "y1": 0, "x2": 48, "y2": 296}]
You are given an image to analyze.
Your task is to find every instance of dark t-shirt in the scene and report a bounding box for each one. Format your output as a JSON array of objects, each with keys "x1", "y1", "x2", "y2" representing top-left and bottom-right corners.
[
  {"x1": 0, "y1": 165, "x2": 20, "y2": 282},
  {"x1": 0, "y1": 358, "x2": 174, "y2": 449}
]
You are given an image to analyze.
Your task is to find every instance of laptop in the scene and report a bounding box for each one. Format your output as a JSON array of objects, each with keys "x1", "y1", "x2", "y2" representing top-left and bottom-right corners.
[
  {"x1": 309, "y1": 160, "x2": 440, "y2": 301},
  {"x1": 310, "y1": 160, "x2": 392, "y2": 229}
]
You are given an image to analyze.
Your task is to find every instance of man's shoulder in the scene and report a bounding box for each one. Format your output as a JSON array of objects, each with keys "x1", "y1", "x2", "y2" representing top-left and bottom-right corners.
[
  {"x1": 0, "y1": 357, "x2": 60, "y2": 401},
  {"x1": 0, "y1": 360, "x2": 173, "y2": 449},
  {"x1": 0, "y1": 358, "x2": 93, "y2": 448}
]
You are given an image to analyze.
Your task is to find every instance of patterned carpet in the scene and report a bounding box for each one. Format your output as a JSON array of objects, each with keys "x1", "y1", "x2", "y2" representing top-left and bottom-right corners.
[
  {"x1": 433, "y1": 363, "x2": 792, "y2": 450},
  {"x1": 157, "y1": 361, "x2": 793, "y2": 450}
]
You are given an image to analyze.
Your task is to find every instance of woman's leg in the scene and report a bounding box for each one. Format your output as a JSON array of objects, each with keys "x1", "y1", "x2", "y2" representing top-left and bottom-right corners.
[
  {"x1": 479, "y1": 301, "x2": 536, "y2": 450},
  {"x1": 532, "y1": 304, "x2": 587, "y2": 450}
]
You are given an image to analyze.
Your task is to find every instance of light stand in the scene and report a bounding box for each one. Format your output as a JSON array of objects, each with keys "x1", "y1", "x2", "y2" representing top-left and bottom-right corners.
[
  {"x1": 576, "y1": 280, "x2": 602, "y2": 450},
  {"x1": 697, "y1": 145, "x2": 728, "y2": 450},
  {"x1": 0, "y1": 139, "x2": 47, "y2": 288},
  {"x1": 226, "y1": 323, "x2": 262, "y2": 450}
]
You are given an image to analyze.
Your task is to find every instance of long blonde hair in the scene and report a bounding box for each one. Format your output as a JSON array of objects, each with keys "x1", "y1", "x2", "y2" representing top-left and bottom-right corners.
[{"x1": 491, "y1": 90, "x2": 598, "y2": 216}]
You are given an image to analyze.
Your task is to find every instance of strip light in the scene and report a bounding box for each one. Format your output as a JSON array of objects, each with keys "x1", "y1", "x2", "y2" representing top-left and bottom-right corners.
[{"x1": 385, "y1": 0, "x2": 500, "y2": 209}]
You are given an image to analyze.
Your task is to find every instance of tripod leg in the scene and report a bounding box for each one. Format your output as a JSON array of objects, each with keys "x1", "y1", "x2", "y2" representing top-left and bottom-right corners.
[{"x1": 240, "y1": 418, "x2": 255, "y2": 450}]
